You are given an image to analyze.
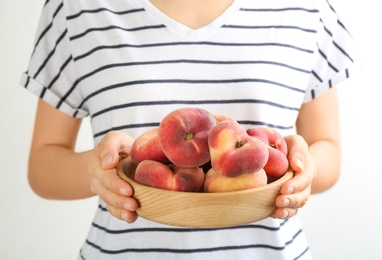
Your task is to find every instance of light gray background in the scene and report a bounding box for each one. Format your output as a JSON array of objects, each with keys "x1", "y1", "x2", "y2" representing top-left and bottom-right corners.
[{"x1": 1, "y1": 0, "x2": 381, "y2": 259}]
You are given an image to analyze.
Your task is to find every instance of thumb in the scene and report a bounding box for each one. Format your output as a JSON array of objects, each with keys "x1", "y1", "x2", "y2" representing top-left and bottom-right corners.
[
  {"x1": 290, "y1": 155, "x2": 304, "y2": 173},
  {"x1": 101, "y1": 153, "x2": 117, "y2": 170},
  {"x1": 284, "y1": 135, "x2": 307, "y2": 173},
  {"x1": 99, "y1": 131, "x2": 134, "y2": 170}
]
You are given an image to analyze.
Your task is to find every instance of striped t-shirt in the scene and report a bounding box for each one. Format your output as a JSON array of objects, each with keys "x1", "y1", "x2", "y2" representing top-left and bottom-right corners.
[{"x1": 21, "y1": 0, "x2": 356, "y2": 259}]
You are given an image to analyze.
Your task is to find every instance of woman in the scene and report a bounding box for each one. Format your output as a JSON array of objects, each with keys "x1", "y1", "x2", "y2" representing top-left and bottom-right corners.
[{"x1": 21, "y1": 0, "x2": 356, "y2": 258}]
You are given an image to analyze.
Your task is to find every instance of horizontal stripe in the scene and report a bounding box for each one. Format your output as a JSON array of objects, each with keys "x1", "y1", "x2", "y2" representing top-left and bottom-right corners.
[
  {"x1": 91, "y1": 98, "x2": 299, "y2": 119},
  {"x1": 80, "y1": 244, "x2": 309, "y2": 260},
  {"x1": 223, "y1": 25, "x2": 317, "y2": 33},
  {"x1": 91, "y1": 222, "x2": 285, "y2": 234},
  {"x1": 74, "y1": 41, "x2": 314, "y2": 61},
  {"x1": 77, "y1": 59, "x2": 310, "y2": 80},
  {"x1": 84, "y1": 229, "x2": 303, "y2": 254},
  {"x1": 239, "y1": 7, "x2": 319, "y2": 13},
  {"x1": 77, "y1": 78, "x2": 305, "y2": 111},
  {"x1": 70, "y1": 24, "x2": 166, "y2": 41},
  {"x1": 84, "y1": 240, "x2": 287, "y2": 254},
  {"x1": 67, "y1": 7, "x2": 145, "y2": 20}
]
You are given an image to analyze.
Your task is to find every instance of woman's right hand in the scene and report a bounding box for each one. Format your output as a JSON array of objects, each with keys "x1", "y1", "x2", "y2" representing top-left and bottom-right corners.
[{"x1": 89, "y1": 131, "x2": 139, "y2": 223}]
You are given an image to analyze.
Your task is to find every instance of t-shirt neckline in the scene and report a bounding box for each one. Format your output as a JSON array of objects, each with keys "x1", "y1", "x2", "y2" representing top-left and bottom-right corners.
[{"x1": 140, "y1": 0, "x2": 242, "y2": 40}]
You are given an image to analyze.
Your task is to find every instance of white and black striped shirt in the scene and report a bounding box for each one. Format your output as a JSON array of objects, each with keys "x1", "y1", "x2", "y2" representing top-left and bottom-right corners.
[{"x1": 21, "y1": 0, "x2": 355, "y2": 259}]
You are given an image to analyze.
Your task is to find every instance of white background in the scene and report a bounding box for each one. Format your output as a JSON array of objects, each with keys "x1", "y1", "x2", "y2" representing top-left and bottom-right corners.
[{"x1": 1, "y1": 0, "x2": 381, "y2": 259}]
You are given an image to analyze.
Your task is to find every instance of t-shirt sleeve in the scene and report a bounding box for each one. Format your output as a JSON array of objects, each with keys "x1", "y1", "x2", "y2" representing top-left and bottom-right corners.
[
  {"x1": 20, "y1": 0, "x2": 88, "y2": 118},
  {"x1": 303, "y1": 0, "x2": 358, "y2": 103}
]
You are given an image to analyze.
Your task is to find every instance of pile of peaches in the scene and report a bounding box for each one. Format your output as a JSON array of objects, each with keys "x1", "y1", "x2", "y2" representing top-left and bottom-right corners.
[{"x1": 126, "y1": 108, "x2": 289, "y2": 193}]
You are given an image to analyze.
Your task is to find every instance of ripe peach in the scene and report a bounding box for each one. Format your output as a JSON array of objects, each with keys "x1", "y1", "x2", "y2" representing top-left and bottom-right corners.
[
  {"x1": 208, "y1": 120, "x2": 269, "y2": 178},
  {"x1": 134, "y1": 160, "x2": 205, "y2": 192},
  {"x1": 213, "y1": 113, "x2": 236, "y2": 124},
  {"x1": 158, "y1": 108, "x2": 216, "y2": 167},
  {"x1": 204, "y1": 168, "x2": 267, "y2": 192},
  {"x1": 131, "y1": 127, "x2": 169, "y2": 164},
  {"x1": 247, "y1": 126, "x2": 289, "y2": 178}
]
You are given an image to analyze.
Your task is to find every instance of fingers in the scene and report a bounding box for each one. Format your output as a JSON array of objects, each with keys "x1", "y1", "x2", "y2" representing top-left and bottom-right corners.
[
  {"x1": 280, "y1": 165, "x2": 314, "y2": 196},
  {"x1": 272, "y1": 207, "x2": 298, "y2": 219},
  {"x1": 272, "y1": 135, "x2": 315, "y2": 219},
  {"x1": 91, "y1": 167, "x2": 139, "y2": 223},
  {"x1": 92, "y1": 166, "x2": 134, "y2": 197},
  {"x1": 90, "y1": 131, "x2": 138, "y2": 223},
  {"x1": 98, "y1": 131, "x2": 135, "y2": 169},
  {"x1": 272, "y1": 183, "x2": 310, "y2": 219},
  {"x1": 103, "y1": 188, "x2": 138, "y2": 223}
]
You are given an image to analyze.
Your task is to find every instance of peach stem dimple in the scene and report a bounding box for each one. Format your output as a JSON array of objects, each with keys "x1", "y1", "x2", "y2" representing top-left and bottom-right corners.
[
  {"x1": 235, "y1": 140, "x2": 245, "y2": 148},
  {"x1": 184, "y1": 132, "x2": 195, "y2": 141}
]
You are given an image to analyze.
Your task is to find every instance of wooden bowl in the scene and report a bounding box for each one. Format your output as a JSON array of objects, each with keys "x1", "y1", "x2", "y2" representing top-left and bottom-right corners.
[{"x1": 117, "y1": 158, "x2": 293, "y2": 228}]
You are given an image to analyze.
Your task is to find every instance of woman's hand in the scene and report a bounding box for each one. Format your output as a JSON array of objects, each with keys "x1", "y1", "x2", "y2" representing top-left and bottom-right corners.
[
  {"x1": 271, "y1": 135, "x2": 317, "y2": 219},
  {"x1": 89, "y1": 131, "x2": 139, "y2": 223}
]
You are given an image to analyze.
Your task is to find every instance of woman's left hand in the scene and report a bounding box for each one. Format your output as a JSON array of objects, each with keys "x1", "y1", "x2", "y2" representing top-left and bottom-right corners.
[{"x1": 271, "y1": 134, "x2": 317, "y2": 219}]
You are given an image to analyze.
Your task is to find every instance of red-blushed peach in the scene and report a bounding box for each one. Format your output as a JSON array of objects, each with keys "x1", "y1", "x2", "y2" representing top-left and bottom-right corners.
[
  {"x1": 134, "y1": 160, "x2": 205, "y2": 192},
  {"x1": 204, "y1": 168, "x2": 267, "y2": 192},
  {"x1": 246, "y1": 126, "x2": 289, "y2": 178},
  {"x1": 208, "y1": 120, "x2": 269, "y2": 178},
  {"x1": 213, "y1": 113, "x2": 236, "y2": 124},
  {"x1": 131, "y1": 127, "x2": 169, "y2": 165},
  {"x1": 158, "y1": 108, "x2": 216, "y2": 167}
]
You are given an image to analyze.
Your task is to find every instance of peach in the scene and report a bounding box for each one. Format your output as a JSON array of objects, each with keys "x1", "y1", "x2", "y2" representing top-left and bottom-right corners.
[
  {"x1": 134, "y1": 160, "x2": 205, "y2": 192},
  {"x1": 213, "y1": 113, "x2": 236, "y2": 124},
  {"x1": 208, "y1": 120, "x2": 269, "y2": 178},
  {"x1": 131, "y1": 127, "x2": 169, "y2": 164},
  {"x1": 246, "y1": 126, "x2": 289, "y2": 178},
  {"x1": 204, "y1": 168, "x2": 267, "y2": 192},
  {"x1": 158, "y1": 107, "x2": 216, "y2": 167}
]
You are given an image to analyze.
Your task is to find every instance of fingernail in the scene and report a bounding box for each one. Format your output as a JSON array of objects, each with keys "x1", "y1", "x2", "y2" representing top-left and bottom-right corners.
[
  {"x1": 294, "y1": 157, "x2": 304, "y2": 171},
  {"x1": 121, "y1": 213, "x2": 128, "y2": 221},
  {"x1": 286, "y1": 187, "x2": 295, "y2": 195},
  {"x1": 282, "y1": 198, "x2": 291, "y2": 207},
  {"x1": 119, "y1": 188, "x2": 128, "y2": 196},
  {"x1": 102, "y1": 155, "x2": 113, "y2": 168},
  {"x1": 281, "y1": 210, "x2": 289, "y2": 219},
  {"x1": 123, "y1": 203, "x2": 132, "y2": 211}
]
